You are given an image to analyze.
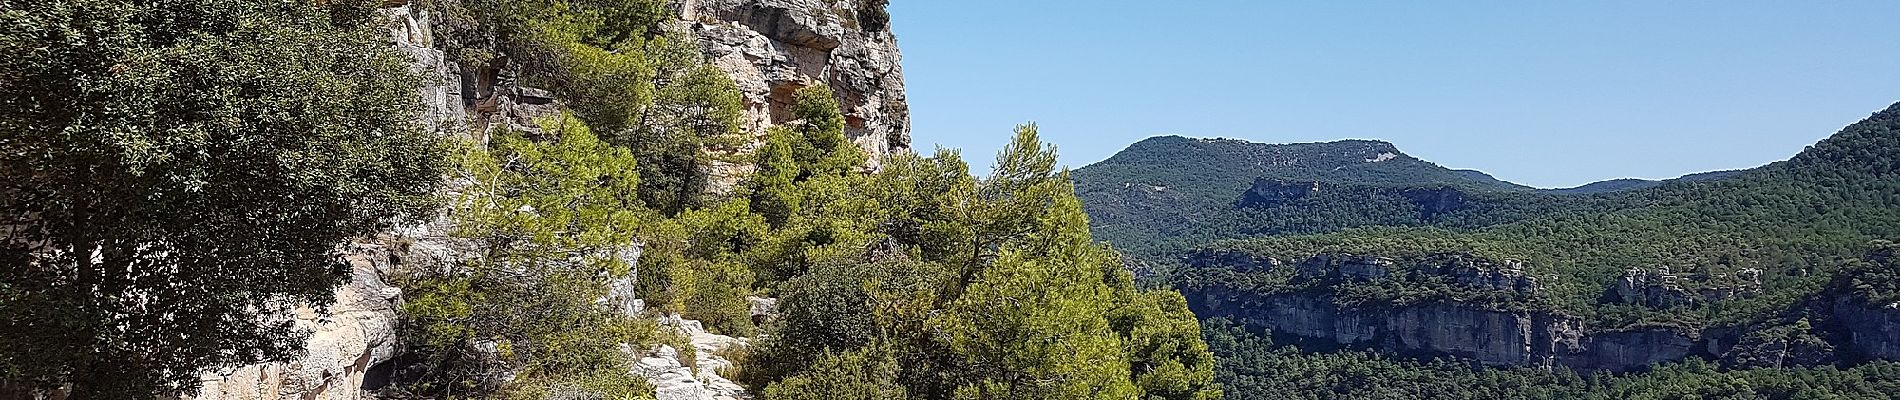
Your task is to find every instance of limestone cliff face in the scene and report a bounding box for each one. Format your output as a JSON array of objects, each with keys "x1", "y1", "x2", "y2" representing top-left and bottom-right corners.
[
  {"x1": 1181, "y1": 252, "x2": 1717, "y2": 372},
  {"x1": 679, "y1": 0, "x2": 910, "y2": 176},
  {"x1": 191, "y1": 1, "x2": 908, "y2": 399},
  {"x1": 189, "y1": 240, "x2": 451, "y2": 400},
  {"x1": 1184, "y1": 287, "x2": 1707, "y2": 372},
  {"x1": 1183, "y1": 247, "x2": 1900, "y2": 371}
]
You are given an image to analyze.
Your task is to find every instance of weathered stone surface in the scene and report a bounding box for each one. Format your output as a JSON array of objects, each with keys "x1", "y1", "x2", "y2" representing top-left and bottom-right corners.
[
  {"x1": 636, "y1": 316, "x2": 751, "y2": 400},
  {"x1": 197, "y1": 1, "x2": 912, "y2": 398},
  {"x1": 190, "y1": 242, "x2": 408, "y2": 400},
  {"x1": 386, "y1": 4, "x2": 467, "y2": 137},
  {"x1": 1420, "y1": 255, "x2": 1542, "y2": 296},
  {"x1": 603, "y1": 243, "x2": 648, "y2": 317},
  {"x1": 1719, "y1": 323, "x2": 1837, "y2": 368},
  {"x1": 638, "y1": 345, "x2": 715, "y2": 400},
  {"x1": 1566, "y1": 329, "x2": 1697, "y2": 371},
  {"x1": 746, "y1": 296, "x2": 779, "y2": 325},
  {"x1": 1606, "y1": 267, "x2": 1697, "y2": 308},
  {"x1": 681, "y1": 0, "x2": 910, "y2": 183}
]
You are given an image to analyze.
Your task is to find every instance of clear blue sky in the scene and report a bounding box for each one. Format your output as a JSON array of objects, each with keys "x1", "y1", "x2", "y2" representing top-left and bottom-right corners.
[{"x1": 888, "y1": 1, "x2": 1900, "y2": 188}]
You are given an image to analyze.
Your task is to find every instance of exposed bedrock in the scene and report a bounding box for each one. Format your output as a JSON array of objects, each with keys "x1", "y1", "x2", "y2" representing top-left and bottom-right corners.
[{"x1": 1184, "y1": 286, "x2": 1707, "y2": 372}]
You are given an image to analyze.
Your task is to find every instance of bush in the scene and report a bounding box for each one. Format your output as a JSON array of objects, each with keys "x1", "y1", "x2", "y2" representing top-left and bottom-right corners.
[{"x1": 400, "y1": 113, "x2": 658, "y2": 397}]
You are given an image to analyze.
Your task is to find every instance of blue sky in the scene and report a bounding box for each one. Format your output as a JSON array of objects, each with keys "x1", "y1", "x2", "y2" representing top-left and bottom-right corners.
[{"x1": 888, "y1": 1, "x2": 1900, "y2": 188}]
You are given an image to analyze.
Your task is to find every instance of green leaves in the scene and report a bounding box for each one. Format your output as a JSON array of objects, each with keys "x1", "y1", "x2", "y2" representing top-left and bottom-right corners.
[
  {"x1": 0, "y1": 0, "x2": 445, "y2": 396},
  {"x1": 763, "y1": 345, "x2": 909, "y2": 400},
  {"x1": 406, "y1": 113, "x2": 660, "y2": 397},
  {"x1": 738, "y1": 123, "x2": 1221, "y2": 400}
]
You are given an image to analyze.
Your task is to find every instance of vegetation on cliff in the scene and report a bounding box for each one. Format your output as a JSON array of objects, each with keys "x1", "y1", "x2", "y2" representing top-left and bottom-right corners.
[{"x1": 2, "y1": 0, "x2": 1221, "y2": 399}]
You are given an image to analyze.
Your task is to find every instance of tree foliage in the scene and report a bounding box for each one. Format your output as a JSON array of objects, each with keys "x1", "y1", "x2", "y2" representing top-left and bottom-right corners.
[
  {"x1": 0, "y1": 0, "x2": 446, "y2": 396},
  {"x1": 1148, "y1": 105, "x2": 1900, "y2": 396},
  {"x1": 737, "y1": 124, "x2": 1222, "y2": 400},
  {"x1": 399, "y1": 113, "x2": 661, "y2": 398}
]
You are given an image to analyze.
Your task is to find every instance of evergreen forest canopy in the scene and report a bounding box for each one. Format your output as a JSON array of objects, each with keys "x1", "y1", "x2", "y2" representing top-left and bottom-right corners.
[{"x1": 0, "y1": 0, "x2": 1219, "y2": 399}]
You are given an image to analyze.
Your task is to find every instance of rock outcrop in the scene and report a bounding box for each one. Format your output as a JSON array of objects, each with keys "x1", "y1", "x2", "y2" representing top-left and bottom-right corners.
[
  {"x1": 1183, "y1": 253, "x2": 1715, "y2": 372},
  {"x1": 1833, "y1": 297, "x2": 1900, "y2": 361},
  {"x1": 636, "y1": 317, "x2": 751, "y2": 400},
  {"x1": 193, "y1": 1, "x2": 910, "y2": 398},
  {"x1": 679, "y1": 0, "x2": 910, "y2": 177},
  {"x1": 1184, "y1": 286, "x2": 1711, "y2": 372},
  {"x1": 189, "y1": 239, "x2": 444, "y2": 400}
]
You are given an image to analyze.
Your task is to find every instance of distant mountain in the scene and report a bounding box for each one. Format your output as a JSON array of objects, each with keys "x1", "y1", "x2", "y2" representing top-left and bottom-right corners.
[
  {"x1": 1072, "y1": 136, "x2": 1537, "y2": 256},
  {"x1": 1073, "y1": 135, "x2": 1775, "y2": 258},
  {"x1": 1543, "y1": 170, "x2": 1745, "y2": 195},
  {"x1": 1074, "y1": 136, "x2": 1529, "y2": 201}
]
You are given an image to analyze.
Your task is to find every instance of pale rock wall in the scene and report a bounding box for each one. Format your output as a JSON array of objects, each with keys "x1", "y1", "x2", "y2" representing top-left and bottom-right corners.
[
  {"x1": 189, "y1": 241, "x2": 417, "y2": 400},
  {"x1": 680, "y1": 0, "x2": 910, "y2": 188},
  {"x1": 193, "y1": 0, "x2": 910, "y2": 398}
]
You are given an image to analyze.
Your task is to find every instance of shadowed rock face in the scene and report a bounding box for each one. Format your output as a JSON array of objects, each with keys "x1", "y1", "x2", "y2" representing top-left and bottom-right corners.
[
  {"x1": 190, "y1": 240, "x2": 446, "y2": 400},
  {"x1": 1185, "y1": 247, "x2": 1900, "y2": 371},
  {"x1": 1183, "y1": 286, "x2": 1713, "y2": 372},
  {"x1": 1181, "y1": 252, "x2": 1718, "y2": 372},
  {"x1": 1835, "y1": 297, "x2": 1900, "y2": 361}
]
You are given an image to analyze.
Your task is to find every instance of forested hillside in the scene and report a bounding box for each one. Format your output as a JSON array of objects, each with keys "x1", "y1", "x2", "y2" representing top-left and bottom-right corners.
[
  {"x1": 1072, "y1": 136, "x2": 1531, "y2": 257},
  {"x1": 1094, "y1": 104, "x2": 1900, "y2": 398},
  {"x1": 1182, "y1": 103, "x2": 1900, "y2": 327}
]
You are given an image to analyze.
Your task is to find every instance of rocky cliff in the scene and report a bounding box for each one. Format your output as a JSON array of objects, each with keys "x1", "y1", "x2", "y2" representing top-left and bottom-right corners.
[
  {"x1": 1183, "y1": 250, "x2": 1900, "y2": 372},
  {"x1": 679, "y1": 0, "x2": 909, "y2": 177},
  {"x1": 190, "y1": 237, "x2": 462, "y2": 400},
  {"x1": 1185, "y1": 286, "x2": 1711, "y2": 372},
  {"x1": 1182, "y1": 253, "x2": 1713, "y2": 372},
  {"x1": 1834, "y1": 297, "x2": 1900, "y2": 361},
  {"x1": 190, "y1": 1, "x2": 908, "y2": 399}
]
